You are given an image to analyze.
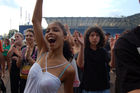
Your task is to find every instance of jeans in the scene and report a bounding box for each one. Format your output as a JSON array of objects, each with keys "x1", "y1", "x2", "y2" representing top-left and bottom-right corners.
[{"x1": 82, "y1": 89, "x2": 110, "y2": 93}]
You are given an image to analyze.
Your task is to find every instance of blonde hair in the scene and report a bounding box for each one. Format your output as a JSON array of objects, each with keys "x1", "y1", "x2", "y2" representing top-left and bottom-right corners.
[
  {"x1": 15, "y1": 32, "x2": 24, "y2": 40},
  {"x1": 24, "y1": 28, "x2": 34, "y2": 35}
]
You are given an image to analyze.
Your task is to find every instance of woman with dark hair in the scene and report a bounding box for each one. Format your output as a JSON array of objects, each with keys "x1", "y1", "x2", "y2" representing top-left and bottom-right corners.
[
  {"x1": 77, "y1": 26, "x2": 110, "y2": 93},
  {"x1": 24, "y1": 0, "x2": 75, "y2": 93},
  {"x1": 2, "y1": 38, "x2": 11, "y2": 76},
  {"x1": 71, "y1": 31, "x2": 83, "y2": 93}
]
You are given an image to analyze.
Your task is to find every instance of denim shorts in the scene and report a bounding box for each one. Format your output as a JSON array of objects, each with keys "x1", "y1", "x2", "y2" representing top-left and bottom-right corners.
[{"x1": 82, "y1": 89, "x2": 110, "y2": 93}]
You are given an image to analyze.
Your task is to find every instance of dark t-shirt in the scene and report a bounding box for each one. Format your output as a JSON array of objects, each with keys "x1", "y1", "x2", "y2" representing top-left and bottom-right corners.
[
  {"x1": 114, "y1": 29, "x2": 140, "y2": 93},
  {"x1": 11, "y1": 46, "x2": 26, "y2": 71},
  {"x1": 81, "y1": 47, "x2": 110, "y2": 91},
  {"x1": 104, "y1": 41, "x2": 111, "y2": 52}
]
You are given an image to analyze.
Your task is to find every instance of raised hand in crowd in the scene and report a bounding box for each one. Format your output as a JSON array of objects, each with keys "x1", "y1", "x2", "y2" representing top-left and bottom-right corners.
[
  {"x1": 64, "y1": 24, "x2": 74, "y2": 46},
  {"x1": 75, "y1": 31, "x2": 84, "y2": 47},
  {"x1": 75, "y1": 31, "x2": 84, "y2": 68}
]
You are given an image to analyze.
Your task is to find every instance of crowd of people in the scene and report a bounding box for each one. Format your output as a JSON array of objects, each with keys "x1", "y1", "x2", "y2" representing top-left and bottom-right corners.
[{"x1": 0, "y1": 0, "x2": 140, "y2": 93}]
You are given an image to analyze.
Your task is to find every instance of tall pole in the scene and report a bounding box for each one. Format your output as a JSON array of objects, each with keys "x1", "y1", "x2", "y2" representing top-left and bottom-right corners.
[
  {"x1": 10, "y1": 18, "x2": 11, "y2": 30},
  {"x1": 20, "y1": 7, "x2": 22, "y2": 25}
]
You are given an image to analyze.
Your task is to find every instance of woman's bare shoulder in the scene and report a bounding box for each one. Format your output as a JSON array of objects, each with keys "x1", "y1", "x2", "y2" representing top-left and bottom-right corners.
[{"x1": 64, "y1": 62, "x2": 75, "y2": 77}]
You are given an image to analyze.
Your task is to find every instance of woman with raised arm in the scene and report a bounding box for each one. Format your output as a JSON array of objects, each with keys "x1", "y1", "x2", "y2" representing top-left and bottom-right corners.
[
  {"x1": 76, "y1": 26, "x2": 110, "y2": 93},
  {"x1": 24, "y1": 0, "x2": 75, "y2": 93}
]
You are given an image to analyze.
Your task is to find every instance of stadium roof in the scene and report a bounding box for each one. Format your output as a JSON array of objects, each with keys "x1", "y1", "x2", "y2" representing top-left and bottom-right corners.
[{"x1": 44, "y1": 13, "x2": 140, "y2": 29}]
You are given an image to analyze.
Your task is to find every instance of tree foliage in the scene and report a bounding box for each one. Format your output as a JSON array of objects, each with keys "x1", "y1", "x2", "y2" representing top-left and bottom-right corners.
[{"x1": 8, "y1": 29, "x2": 18, "y2": 38}]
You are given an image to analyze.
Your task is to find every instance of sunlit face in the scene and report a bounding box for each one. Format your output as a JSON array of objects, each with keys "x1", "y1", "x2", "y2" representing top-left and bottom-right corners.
[
  {"x1": 89, "y1": 32, "x2": 100, "y2": 47},
  {"x1": 14, "y1": 34, "x2": 23, "y2": 45},
  {"x1": 25, "y1": 31, "x2": 34, "y2": 45},
  {"x1": 45, "y1": 23, "x2": 65, "y2": 50}
]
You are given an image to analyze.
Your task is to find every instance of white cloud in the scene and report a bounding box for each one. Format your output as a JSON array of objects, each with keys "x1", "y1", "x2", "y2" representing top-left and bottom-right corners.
[
  {"x1": 0, "y1": 0, "x2": 139, "y2": 35},
  {"x1": 0, "y1": 5, "x2": 20, "y2": 35},
  {"x1": 43, "y1": 0, "x2": 114, "y2": 17}
]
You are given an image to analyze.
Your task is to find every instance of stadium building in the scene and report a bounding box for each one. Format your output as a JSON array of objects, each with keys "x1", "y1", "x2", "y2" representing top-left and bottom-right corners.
[{"x1": 19, "y1": 13, "x2": 140, "y2": 36}]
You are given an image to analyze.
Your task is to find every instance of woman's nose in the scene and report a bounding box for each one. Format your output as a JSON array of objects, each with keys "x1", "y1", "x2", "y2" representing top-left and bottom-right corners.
[
  {"x1": 48, "y1": 30, "x2": 54, "y2": 34},
  {"x1": 93, "y1": 36, "x2": 97, "y2": 39}
]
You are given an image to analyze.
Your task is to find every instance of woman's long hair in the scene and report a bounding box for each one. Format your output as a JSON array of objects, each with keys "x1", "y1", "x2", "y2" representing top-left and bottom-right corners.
[
  {"x1": 84, "y1": 26, "x2": 105, "y2": 49},
  {"x1": 51, "y1": 21, "x2": 73, "y2": 62}
]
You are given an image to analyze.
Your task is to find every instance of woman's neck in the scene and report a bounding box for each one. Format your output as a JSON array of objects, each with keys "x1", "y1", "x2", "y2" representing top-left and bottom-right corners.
[
  {"x1": 90, "y1": 44, "x2": 97, "y2": 50},
  {"x1": 48, "y1": 48, "x2": 64, "y2": 59},
  {"x1": 27, "y1": 42, "x2": 34, "y2": 48},
  {"x1": 16, "y1": 42, "x2": 23, "y2": 48}
]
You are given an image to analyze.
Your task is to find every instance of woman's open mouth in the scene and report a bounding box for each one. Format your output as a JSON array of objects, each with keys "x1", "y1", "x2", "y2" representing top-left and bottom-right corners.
[{"x1": 47, "y1": 37, "x2": 56, "y2": 46}]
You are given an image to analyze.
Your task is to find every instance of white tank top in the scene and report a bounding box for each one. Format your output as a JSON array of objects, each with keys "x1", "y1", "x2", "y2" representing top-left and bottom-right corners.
[{"x1": 24, "y1": 54, "x2": 71, "y2": 93}]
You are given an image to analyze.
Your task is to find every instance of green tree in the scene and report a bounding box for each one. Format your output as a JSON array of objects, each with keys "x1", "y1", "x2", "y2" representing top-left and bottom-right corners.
[{"x1": 8, "y1": 29, "x2": 18, "y2": 38}]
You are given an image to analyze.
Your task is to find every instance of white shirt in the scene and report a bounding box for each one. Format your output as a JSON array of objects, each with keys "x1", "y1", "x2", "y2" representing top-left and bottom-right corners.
[{"x1": 24, "y1": 62, "x2": 61, "y2": 93}]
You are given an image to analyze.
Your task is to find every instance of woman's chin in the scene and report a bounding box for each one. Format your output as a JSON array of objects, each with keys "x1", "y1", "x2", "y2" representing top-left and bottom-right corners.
[{"x1": 48, "y1": 44, "x2": 56, "y2": 50}]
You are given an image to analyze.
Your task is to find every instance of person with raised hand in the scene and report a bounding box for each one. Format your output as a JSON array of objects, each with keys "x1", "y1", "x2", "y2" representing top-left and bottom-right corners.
[
  {"x1": 24, "y1": 0, "x2": 75, "y2": 93},
  {"x1": 76, "y1": 26, "x2": 110, "y2": 93}
]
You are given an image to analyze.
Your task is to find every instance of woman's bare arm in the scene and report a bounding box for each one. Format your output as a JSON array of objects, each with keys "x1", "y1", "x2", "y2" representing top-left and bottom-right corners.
[
  {"x1": 109, "y1": 37, "x2": 116, "y2": 68},
  {"x1": 76, "y1": 34, "x2": 84, "y2": 68},
  {"x1": 64, "y1": 66, "x2": 75, "y2": 93},
  {"x1": 32, "y1": 0, "x2": 48, "y2": 53}
]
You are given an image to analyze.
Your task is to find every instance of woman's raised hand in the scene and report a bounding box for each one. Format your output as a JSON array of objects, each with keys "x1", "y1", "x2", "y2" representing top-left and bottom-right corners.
[
  {"x1": 65, "y1": 24, "x2": 71, "y2": 36},
  {"x1": 75, "y1": 31, "x2": 84, "y2": 46}
]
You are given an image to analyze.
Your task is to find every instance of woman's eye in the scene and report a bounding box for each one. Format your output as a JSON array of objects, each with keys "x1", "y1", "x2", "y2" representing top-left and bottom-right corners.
[
  {"x1": 54, "y1": 29, "x2": 58, "y2": 32},
  {"x1": 91, "y1": 34, "x2": 95, "y2": 37}
]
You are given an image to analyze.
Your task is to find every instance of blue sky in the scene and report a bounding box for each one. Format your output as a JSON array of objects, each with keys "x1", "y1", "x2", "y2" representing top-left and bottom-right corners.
[
  {"x1": 0, "y1": 0, "x2": 140, "y2": 35},
  {"x1": 0, "y1": 0, "x2": 18, "y2": 8}
]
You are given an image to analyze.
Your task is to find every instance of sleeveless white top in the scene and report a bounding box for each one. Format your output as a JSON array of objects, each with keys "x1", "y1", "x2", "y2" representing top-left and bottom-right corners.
[{"x1": 24, "y1": 54, "x2": 70, "y2": 93}]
